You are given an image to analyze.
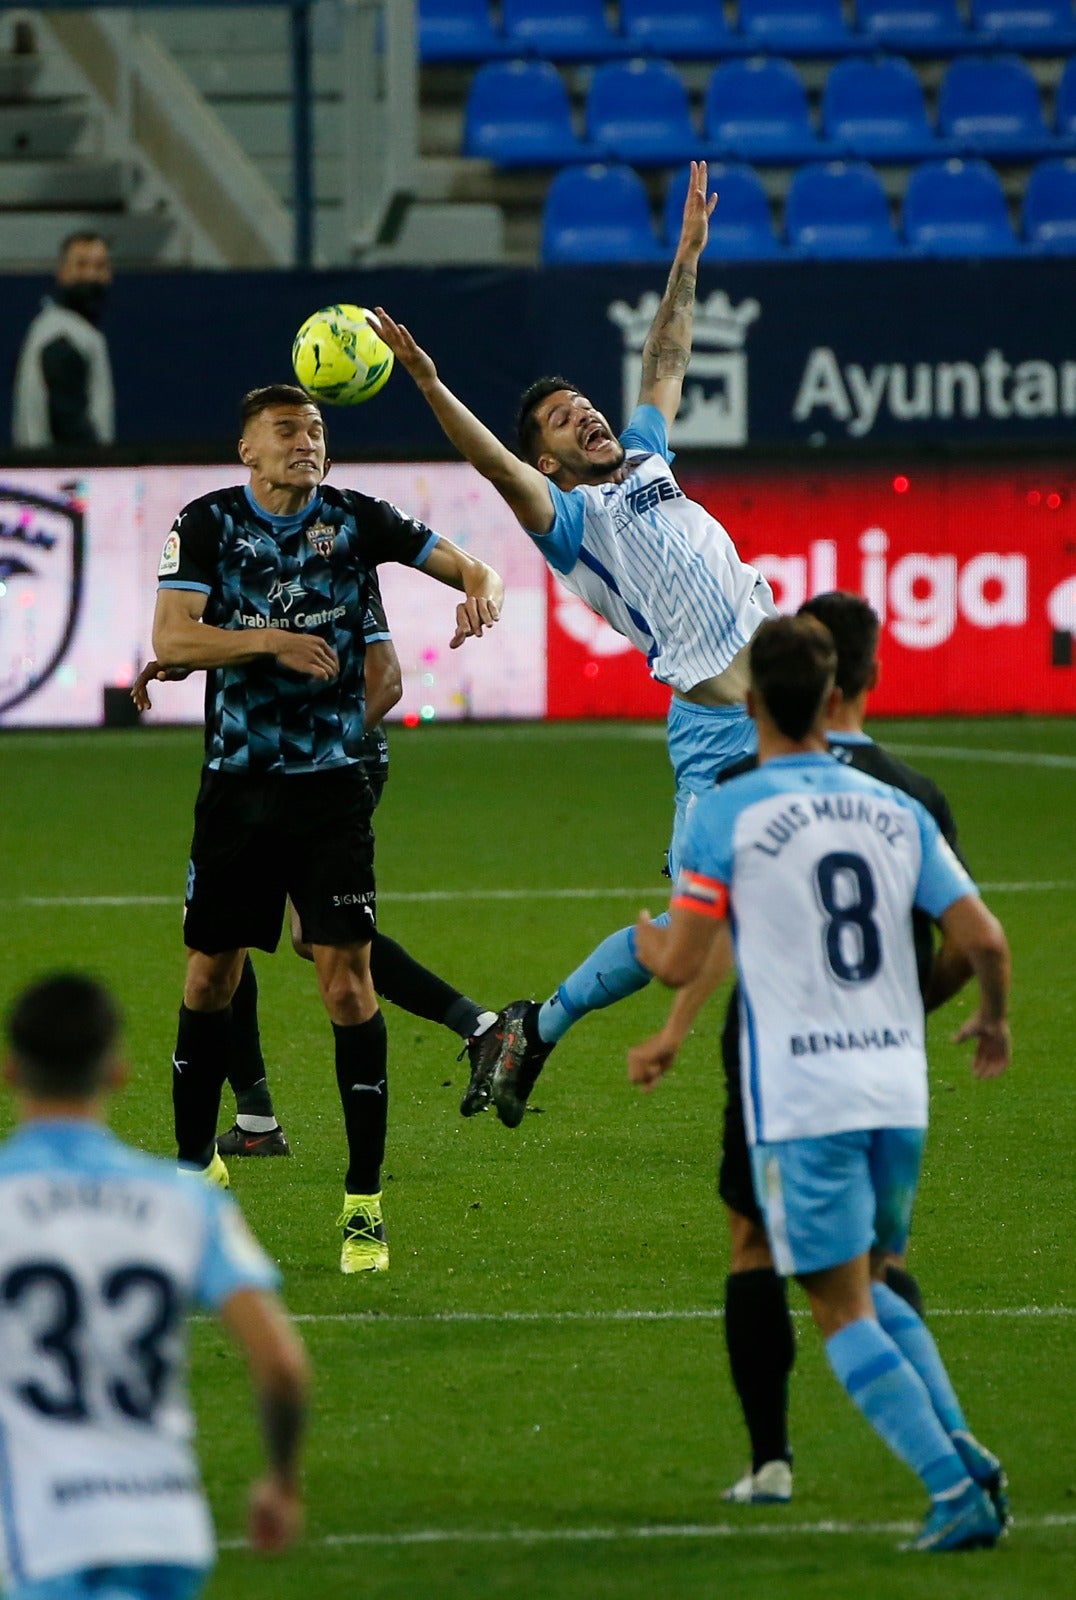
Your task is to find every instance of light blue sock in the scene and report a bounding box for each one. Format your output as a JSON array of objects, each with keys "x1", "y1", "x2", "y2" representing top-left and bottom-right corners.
[
  {"x1": 871, "y1": 1282, "x2": 969, "y2": 1437},
  {"x1": 826, "y1": 1318, "x2": 971, "y2": 1501},
  {"x1": 536, "y1": 915, "x2": 668, "y2": 1044}
]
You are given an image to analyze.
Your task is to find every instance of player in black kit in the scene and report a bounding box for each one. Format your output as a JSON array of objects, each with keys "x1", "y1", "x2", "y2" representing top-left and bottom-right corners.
[
  {"x1": 629, "y1": 592, "x2": 975, "y2": 1502},
  {"x1": 152, "y1": 384, "x2": 503, "y2": 1273}
]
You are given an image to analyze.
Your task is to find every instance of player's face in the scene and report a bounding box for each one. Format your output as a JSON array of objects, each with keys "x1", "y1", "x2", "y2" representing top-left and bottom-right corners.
[
  {"x1": 533, "y1": 390, "x2": 625, "y2": 483},
  {"x1": 241, "y1": 404, "x2": 327, "y2": 489}
]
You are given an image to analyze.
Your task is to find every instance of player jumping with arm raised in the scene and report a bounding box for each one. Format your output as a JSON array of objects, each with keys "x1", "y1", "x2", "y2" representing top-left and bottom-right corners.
[{"x1": 376, "y1": 161, "x2": 777, "y2": 1130}]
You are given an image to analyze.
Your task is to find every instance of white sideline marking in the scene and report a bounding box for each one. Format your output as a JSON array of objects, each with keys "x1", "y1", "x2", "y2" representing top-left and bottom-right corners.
[
  {"x1": 887, "y1": 742, "x2": 1076, "y2": 772},
  {"x1": 283, "y1": 1305, "x2": 1073, "y2": 1326},
  {"x1": 217, "y1": 1511, "x2": 1076, "y2": 1552},
  {"x1": 11, "y1": 880, "x2": 1074, "y2": 909}
]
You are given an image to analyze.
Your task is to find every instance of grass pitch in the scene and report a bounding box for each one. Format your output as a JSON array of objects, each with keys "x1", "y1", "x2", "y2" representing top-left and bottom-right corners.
[{"x1": 1, "y1": 717, "x2": 1074, "y2": 1600}]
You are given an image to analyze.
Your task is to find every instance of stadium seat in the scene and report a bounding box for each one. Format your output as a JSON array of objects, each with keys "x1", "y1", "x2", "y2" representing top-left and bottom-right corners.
[
  {"x1": 619, "y1": 0, "x2": 739, "y2": 58},
  {"x1": 541, "y1": 163, "x2": 664, "y2": 262},
  {"x1": 903, "y1": 157, "x2": 1019, "y2": 254},
  {"x1": 738, "y1": 0, "x2": 856, "y2": 55},
  {"x1": 1053, "y1": 55, "x2": 1076, "y2": 142},
  {"x1": 823, "y1": 57, "x2": 942, "y2": 161},
  {"x1": 855, "y1": 0, "x2": 971, "y2": 55},
  {"x1": 1023, "y1": 157, "x2": 1076, "y2": 251},
  {"x1": 970, "y1": 0, "x2": 1076, "y2": 52},
  {"x1": 586, "y1": 59, "x2": 699, "y2": 166},
  {"x1": 418, "y1": 0, "x2": 509, "y2": 62},
  {"x1": 786, "y1": 160, "x2": 901, "y2": 255},
  {"x1": 502, "y1": 0, "x2": 625, "y2": 61},
  {"x1": 939, "y1": 56, "x2": 1056, "y2": 159},
  {"x1": 705, "y1": 59, "x2": 820, "y2": 163},
  {"x1": 664, "y1": 161, "x2": 780, "y2": 256},
  {"x1": 463, "y1": 60, "x2": 590, "y2": 167}
]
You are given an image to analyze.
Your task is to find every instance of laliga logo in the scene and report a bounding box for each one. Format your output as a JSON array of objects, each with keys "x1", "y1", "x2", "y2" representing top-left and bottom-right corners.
[
  {"x1": 608, "y1": 291, "x2": 759, "y2": 448},
  {"x1": 757, "y1": 527, "x2": 1076, "y2": 652}
]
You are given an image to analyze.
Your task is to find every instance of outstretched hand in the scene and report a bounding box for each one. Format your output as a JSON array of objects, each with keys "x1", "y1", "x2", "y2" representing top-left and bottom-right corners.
[
  {"x1": 627, "y1": 1028, "x2": 680, "y2": 1093},
  {"x1": 678, "y1": 159, "x2": 718, "y2": 259},
  {"x1": 374, "y1": 307, "x2": 438, "y2": 387},
  {"x1": 952, "y1": 1012, "x2": 1011, "y2": 1080}
]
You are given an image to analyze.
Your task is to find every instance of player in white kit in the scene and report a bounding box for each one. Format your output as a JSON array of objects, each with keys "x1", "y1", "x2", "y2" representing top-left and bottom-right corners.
[
  {"x1": 0, "y1": 974, "x2": 309, "y2": 1600},
  {"x1": 631, "y1": 616, "x2": 1012, "y2": 1553},
  {"x1": 375, "y1": 161, "x2": 776, "y2": 1127}
]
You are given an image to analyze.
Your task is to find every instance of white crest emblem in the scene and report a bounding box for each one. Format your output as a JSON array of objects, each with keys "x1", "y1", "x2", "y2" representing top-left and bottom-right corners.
[
  {"x1": 608, "y1": 291, "x2": 760, "y2": 448},
  {"x1": 306, "y1": 520, "x2": 337, "y2": 558}
]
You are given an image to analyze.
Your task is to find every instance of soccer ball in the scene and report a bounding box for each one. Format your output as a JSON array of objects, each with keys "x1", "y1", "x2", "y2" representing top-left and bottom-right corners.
[{"x1": 291, "y1": 303, "x2": 394, "y2": 405}]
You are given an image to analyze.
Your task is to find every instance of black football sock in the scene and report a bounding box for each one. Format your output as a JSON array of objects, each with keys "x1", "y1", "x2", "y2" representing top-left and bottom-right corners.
[
  {"x1": 172, "y1": 1005, "x2": 231, "y2": 1166},
  {"x1": 370, "y1": 930, "x2": 481, "y2": 1036},
  {"x1": 227, "y1": 957, "x2": 278, "y2": 1128},
  {"x1": 724, "y1": 1267, "x2": 796, "y2": 1471},
  {"x1": 333, "y1": 1012, "x2": 388, "y2": 1194},
  {"x1": 884, "y1": 1264, "x2": 926, "y2": 1319}
]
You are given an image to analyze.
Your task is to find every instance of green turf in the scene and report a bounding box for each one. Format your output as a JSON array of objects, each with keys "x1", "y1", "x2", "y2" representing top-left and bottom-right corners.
[{"x1": 1, "y1": 718, "x2": 1073, "y2": 1599}]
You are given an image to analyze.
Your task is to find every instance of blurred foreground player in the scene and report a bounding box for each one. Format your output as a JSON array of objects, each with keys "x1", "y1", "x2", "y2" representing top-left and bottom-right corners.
[
  {"x1": 632, "y1": 616, "x2": 1011, "y2": 1552},
  {"x1": 0, "y1": 973, "x2": 309, "y2": 1600},
  {"x1": 631, "y1": 593, "x2": 974, "y2": 1505},
  {"x1": 152, "y1": 384, "x2": 503, "y2": 1271}
]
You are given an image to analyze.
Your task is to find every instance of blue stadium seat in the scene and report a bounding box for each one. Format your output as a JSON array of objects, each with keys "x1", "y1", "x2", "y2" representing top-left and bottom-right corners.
[
  {"x1": 939, "y1": 56, "x2": 1056, "y2": 160},
  {"x1": 587, "y1": 59, "x2": 699, "y2": 166},
  {"x1": 738, "y1": 0, "x2": 856, "y2": 55},
  {"x1": 970, "y1": 0, "x2": 1076, "y2": 52},
  {"x1": 1058, "y1": 57, "x2": 1076, "y2": 142},
  {"x1": 1024, "y1": 158, "x2": 1076, "y2": 251},
  {"x1": 903, "y1": 158, "x2": 1019, "y2": 254},
  {"x1": 418, "y1": 0, "x2": 509, "y2": 63},
  {"x1": 823, "y1": 57, "x2": 942, "y2": 161},
  {"x1": 619, "y1": 0, "x2": 739, "y2": 58},
  {"x1": 705, "y1": 59, "x2": 820, "y2": 163},
  {"x1": 463, "y1": 60, "x2": 589, "y2": 167},
  {"x1": 856, "y1": 0, "x2": 971, "y2": 55},
  {"x1": 502, "y1": 0, "x2": 625, "y2": 61},
  {"x1": 664, "y1": 161, "x2": 780, "y2": 256},
  {"x1": 541, "y1": 163, "x2": 665, "y2": 262},
  {"x1": 786, "y1": 160, "x2": 901, "y2": 255}
]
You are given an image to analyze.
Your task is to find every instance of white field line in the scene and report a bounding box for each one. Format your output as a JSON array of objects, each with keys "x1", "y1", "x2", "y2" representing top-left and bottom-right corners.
[
  {"x1": 217, "y1": 1511, "x2": 1076, "y2": 1551},
  {"x1": 10, "y1": 879, "x2": 1074, "y2": 910},
  {"x1": 279, "y1": 1305, "x2": 1073, "y2": 1326},
  {"x1": 885, "y1": 743, "x2": 1076, "y2": 771}
]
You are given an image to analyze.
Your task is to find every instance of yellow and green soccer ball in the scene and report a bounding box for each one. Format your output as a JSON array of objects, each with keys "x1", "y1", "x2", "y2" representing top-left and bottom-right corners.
[{"x1": 291, "y1": 303, "x2": 394, "y2": 404}]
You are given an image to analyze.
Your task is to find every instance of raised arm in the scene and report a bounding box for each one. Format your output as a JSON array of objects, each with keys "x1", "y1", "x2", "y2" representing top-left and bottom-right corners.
[
  {"x1": 375, "y1": 306, "x2": 556, "y2": 535},
  {"x1": 638, "y1": 159, "x2": 717, "y2": 429},
  {"x1": 152, "y1": 587, "x2": 339, "y2": 679},
  {"x1": 419, "y1": 534, "x2": 505, "y2": 649}
]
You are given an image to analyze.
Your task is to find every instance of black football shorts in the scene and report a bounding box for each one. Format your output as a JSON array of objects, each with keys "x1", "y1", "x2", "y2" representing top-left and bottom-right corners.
[
  {"x1": 717, "y1": 990, "x2": 765, "y2": 1228},
  {"x1": 183, "y1": 765, "x2": 376, "y2": 955}
]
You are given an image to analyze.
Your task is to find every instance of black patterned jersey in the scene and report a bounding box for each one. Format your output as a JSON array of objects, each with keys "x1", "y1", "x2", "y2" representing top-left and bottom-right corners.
[{"x1": 158, "y1": 483, "x2": 435, "y2": 775}]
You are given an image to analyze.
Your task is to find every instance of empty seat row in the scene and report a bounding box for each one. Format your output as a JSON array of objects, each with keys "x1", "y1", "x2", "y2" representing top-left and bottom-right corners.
[
  {"x1": 466, "y1": 53, "x2": 1076, "y2": 167},
  {"x1": 540, "y1": 156, "x2": 1076, "y2": 259},
  {"x1": 423, "y1": 0, "x2": 1076, "y2": 64}
]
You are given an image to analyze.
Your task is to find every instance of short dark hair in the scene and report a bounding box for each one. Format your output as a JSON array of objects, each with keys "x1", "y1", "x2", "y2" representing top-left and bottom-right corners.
[
  {"x1": 798, "y1": 592, "x2": 880, "y2": 701},
  {"x1": 749, "y1": 615, "x2": 837, "y2": 741},
  {"x1": 6, "y1": 974, "x2": 121, "y2": 1099},
  {"x1": 240, "y1": 384, "x2": 322, "y2": 430},
  {"x1": 516, "y1": 376, "x2": 580, "y2": 464},
  {"x1": 59, "y1": 230, "x2": 109, "y2": 260}
]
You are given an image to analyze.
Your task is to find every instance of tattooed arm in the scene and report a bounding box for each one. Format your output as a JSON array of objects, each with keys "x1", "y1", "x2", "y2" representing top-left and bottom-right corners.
[{"x1": 638, "y1": 159, "x2": 717, "y2": 429}]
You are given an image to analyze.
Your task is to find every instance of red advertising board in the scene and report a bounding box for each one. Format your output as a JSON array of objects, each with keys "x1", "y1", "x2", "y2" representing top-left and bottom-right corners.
[{"x1": 546, "y1": 461, "x2": 1076, "y2": 717}]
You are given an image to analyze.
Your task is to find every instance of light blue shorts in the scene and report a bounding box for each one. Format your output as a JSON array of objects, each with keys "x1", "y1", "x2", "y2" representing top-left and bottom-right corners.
[
  {"x1": 750, "y1": 1127, "x2": 926, "y2": 1277},
  {"x1": 666, "y1": 698, "x2": 757, "y2": 878},
  {"x1": 6, "y1": 1564, "x2": 209, "y2": 1600}
]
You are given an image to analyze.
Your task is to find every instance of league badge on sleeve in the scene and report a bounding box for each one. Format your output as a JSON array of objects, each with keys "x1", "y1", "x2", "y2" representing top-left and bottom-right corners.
[{"x1": 158, "y1": 528, "x2": 181, "y2": 578}]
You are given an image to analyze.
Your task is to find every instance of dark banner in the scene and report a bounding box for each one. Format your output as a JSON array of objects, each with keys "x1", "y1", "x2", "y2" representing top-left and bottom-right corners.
[{"x1": 3, "y1": 258, "x2": 1076, "y2": 455}]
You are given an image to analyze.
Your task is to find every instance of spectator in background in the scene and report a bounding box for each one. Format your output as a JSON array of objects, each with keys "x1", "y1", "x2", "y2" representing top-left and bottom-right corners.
[{"x1": 12, "y1": 230, "x2": 115, "y2": 448}]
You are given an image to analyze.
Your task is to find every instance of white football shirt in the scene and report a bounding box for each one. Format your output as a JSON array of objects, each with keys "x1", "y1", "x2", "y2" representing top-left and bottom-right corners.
[
  {"x1": 0, "y1": 1121, "x2": 279, "y2": 1585},
  {"x1": 526, "y1": 406, "x2": 775, "y2": 693},
  {"x1": 674, "y1": 754, "x2": 976, "y2": 1143}
]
